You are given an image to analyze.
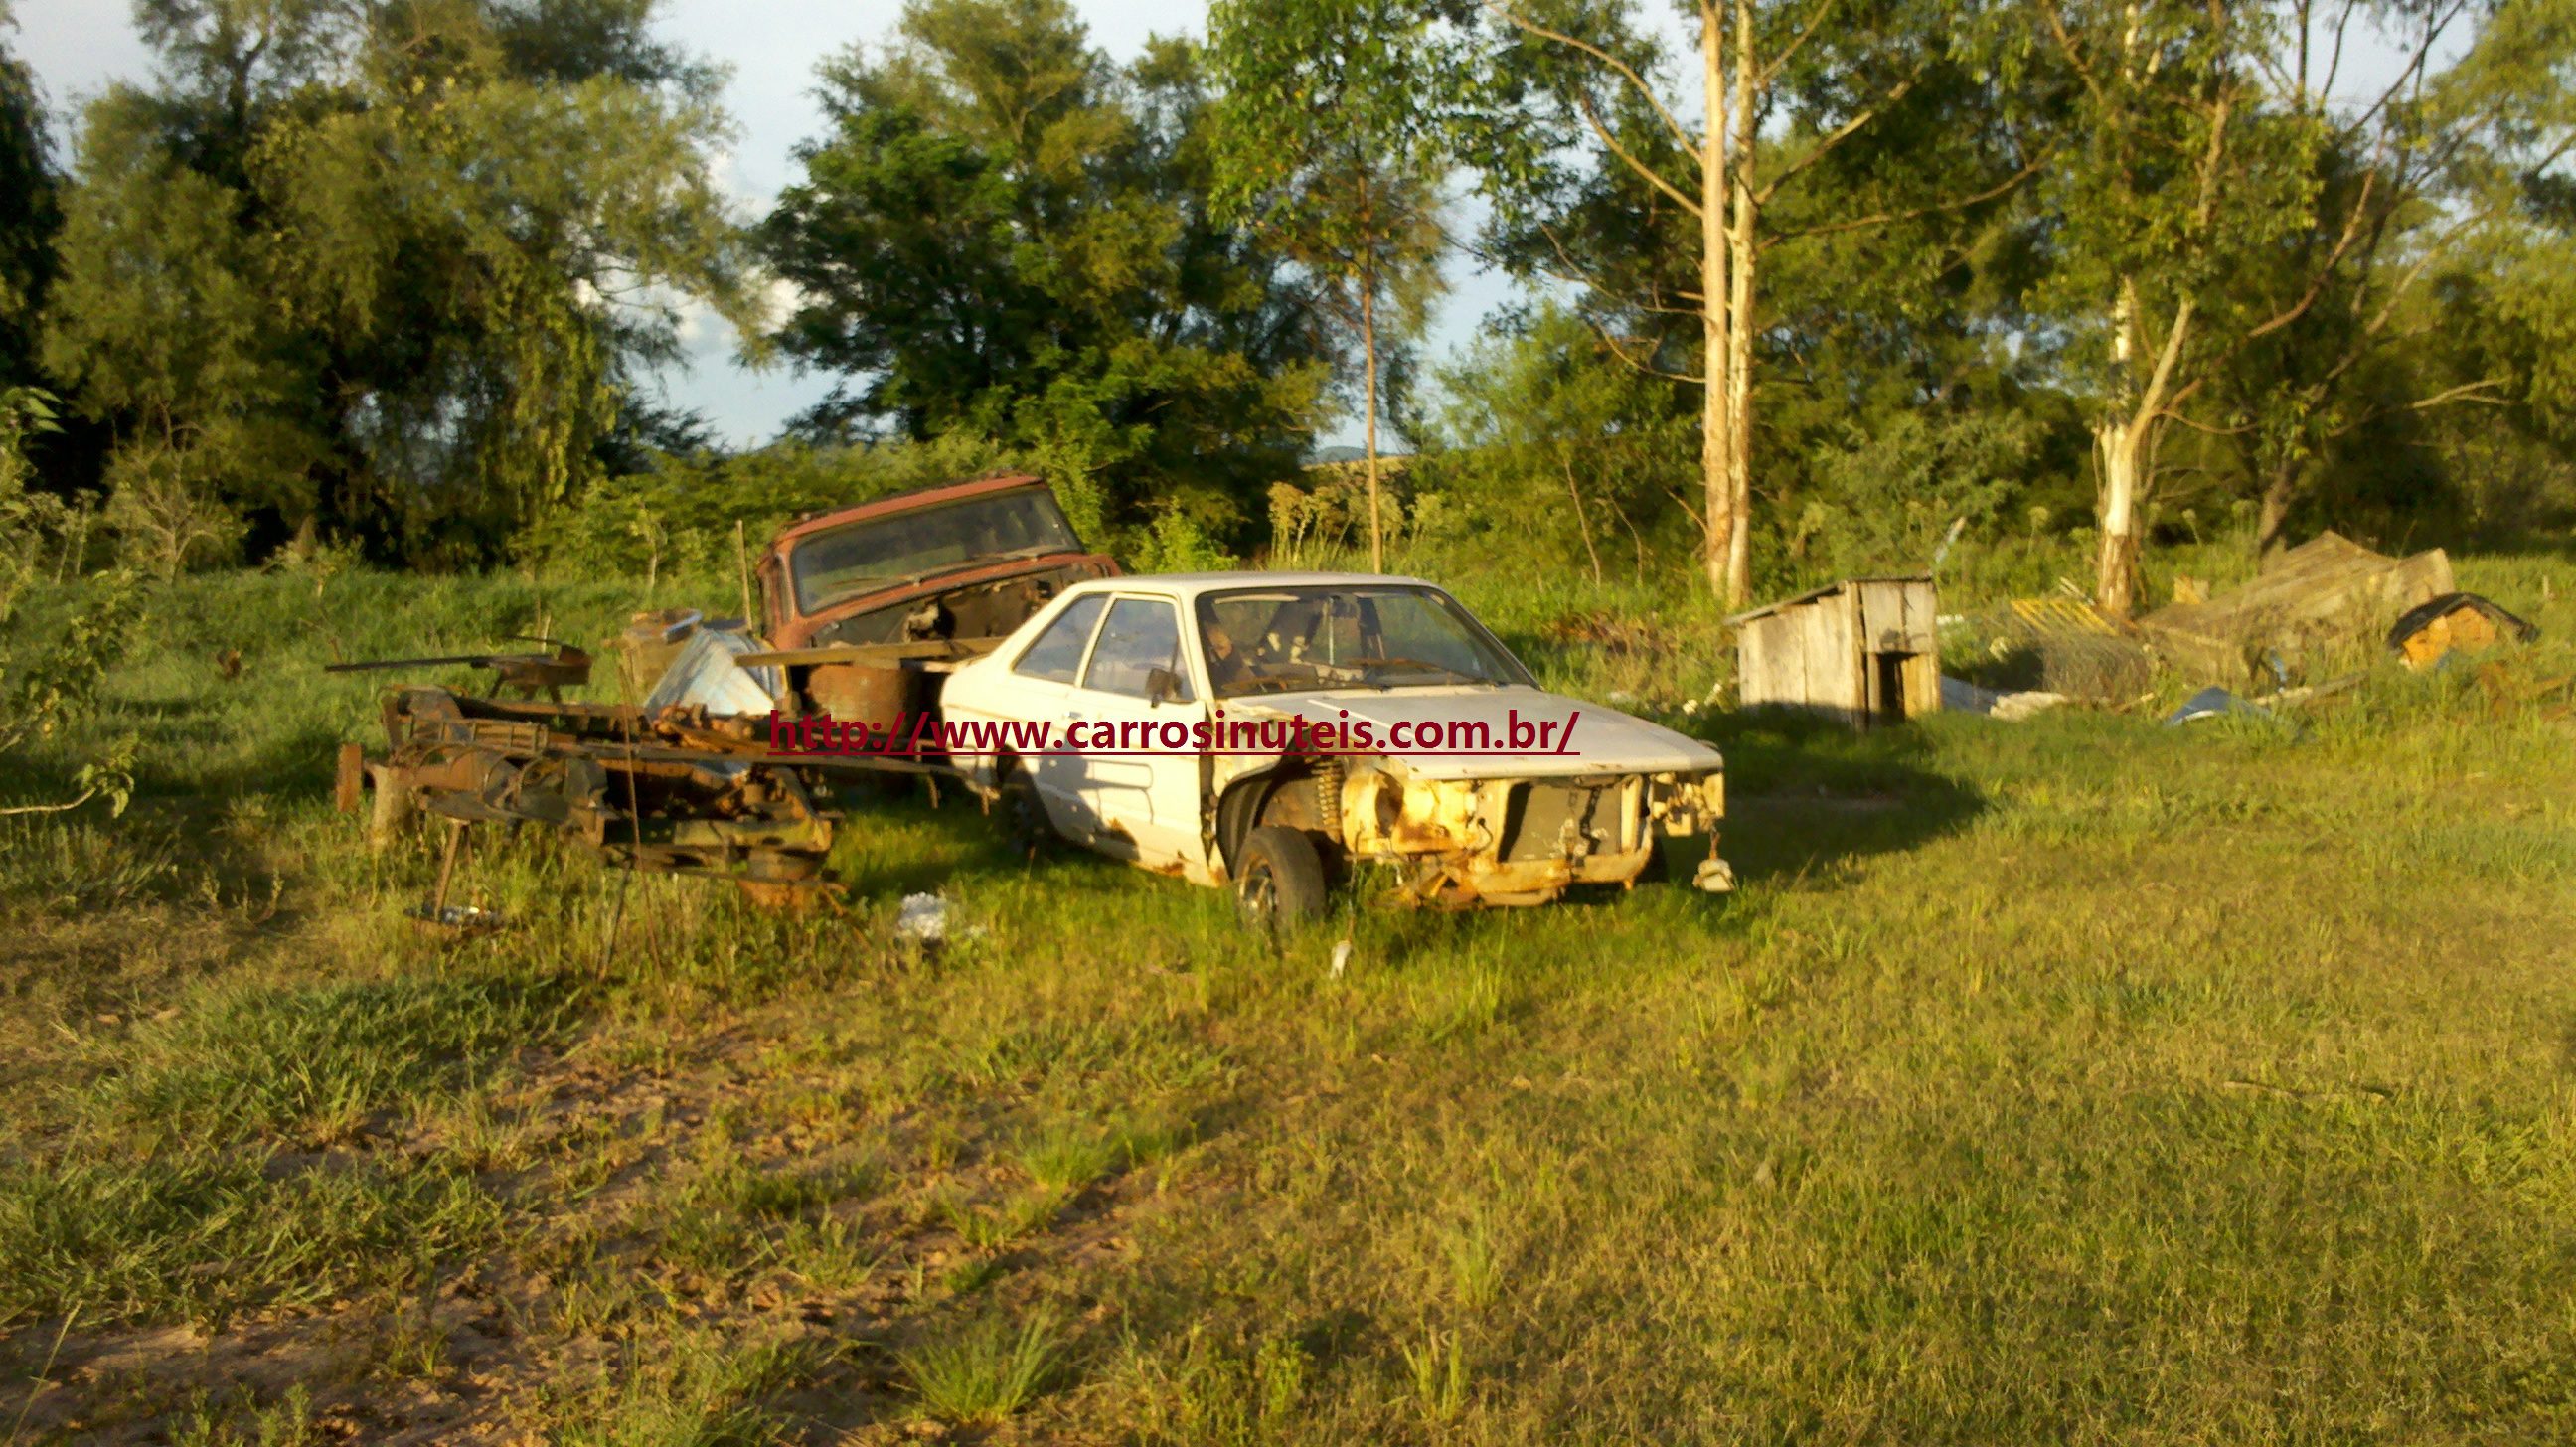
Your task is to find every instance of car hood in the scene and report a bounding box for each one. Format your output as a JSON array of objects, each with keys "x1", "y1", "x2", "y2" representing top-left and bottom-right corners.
[{"x1": 1237, "y1": 685, "x2": 1722, "y2": 782}]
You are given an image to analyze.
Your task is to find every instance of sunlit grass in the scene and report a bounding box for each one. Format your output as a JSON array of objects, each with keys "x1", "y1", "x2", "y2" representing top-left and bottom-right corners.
[{"x1": 1, "y1": 556, "x2": 2573, "y2": 1440}]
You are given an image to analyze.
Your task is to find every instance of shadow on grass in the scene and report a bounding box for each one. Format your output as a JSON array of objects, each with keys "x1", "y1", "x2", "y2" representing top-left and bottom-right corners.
[
  {"x1": 1687, "y1": 710, "x2": 1988, "y2": 889},
  {"x1": 825, "y1": 781, "x2": 1141, "y2": 901}
]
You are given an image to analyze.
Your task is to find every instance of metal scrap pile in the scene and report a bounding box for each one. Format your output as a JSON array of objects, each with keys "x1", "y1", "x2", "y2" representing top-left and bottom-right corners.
[
  {"x1": 339, "y1": 684, "x2": 939, "y2": 905},
  {"x1": 2134, "y1": 532, "x2": 2459, "y2": 686},
  {"x1": 1992, "y1": 596, "x2": 2153, "y2": 701},
  {"x1": 1891, "y1": 534, "x2": 2543, "y2": 724}
]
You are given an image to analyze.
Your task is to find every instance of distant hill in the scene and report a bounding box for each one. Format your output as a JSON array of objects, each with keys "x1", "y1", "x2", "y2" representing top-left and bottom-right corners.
[{"x1": 1306, "y1": 446, "x2": 1414, "y2": 466}]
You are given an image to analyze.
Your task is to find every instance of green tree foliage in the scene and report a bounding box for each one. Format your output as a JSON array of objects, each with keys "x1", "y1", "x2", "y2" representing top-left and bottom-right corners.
[
  {"x1": 2027, "y1": 0, "x2": 2576, "y2": 609},
  {"x1": 39, "y1": 0, "x2": 758, "y2": 565},
  {"x1": 2027, "y1": 0, "x2": 2334, "y2": 613},
  {"x1": 515, "y1": 432, "x2": 1024, "y2": 584},
  {"x1": 0, "y1": 385, "x2": 142, "y2": 812},
  {"x1": 761, "y1": 0, "x2": 1334, "y2": 545},
  {"x1": 1206, "y1": 0, "x2": 1457, "y2": 569},
  {"x1": 2337, "y1": 0, "x2": 2576, "y2": 542},
  {"x1": 1418, "y1": 303, "x2": 1694, "y2": 583},
  {"x1": 1456, "y1": 0, "x2": 2046, "y2": 602},
  {"x1": 0, "y1": 2, "x2": 58, "y2": 392}
]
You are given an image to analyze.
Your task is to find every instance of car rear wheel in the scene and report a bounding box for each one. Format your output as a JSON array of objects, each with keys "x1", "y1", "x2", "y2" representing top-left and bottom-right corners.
[
  {"x1": 1235, "y1": 825, "x2": 1328, "y2": 931},
  {"x1": 994, "y1": 757, "x2": 1052, "y2": 859}
]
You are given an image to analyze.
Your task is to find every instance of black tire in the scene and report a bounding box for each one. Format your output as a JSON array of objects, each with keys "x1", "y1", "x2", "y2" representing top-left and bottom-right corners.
[{"x1": 1235, "y1": 825, "x2": 1329, "y2": 931}]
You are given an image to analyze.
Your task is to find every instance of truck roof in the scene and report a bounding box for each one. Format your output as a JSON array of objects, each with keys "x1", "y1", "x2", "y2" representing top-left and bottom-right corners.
[{"x1": 766, "y1": 471, "x2": 1051, "y2": 553}]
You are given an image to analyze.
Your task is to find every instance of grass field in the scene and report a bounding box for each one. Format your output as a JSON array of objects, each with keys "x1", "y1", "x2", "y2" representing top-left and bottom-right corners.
[{"x1": 3, "y1": 546, "x2": 2574, "y2": 1444}]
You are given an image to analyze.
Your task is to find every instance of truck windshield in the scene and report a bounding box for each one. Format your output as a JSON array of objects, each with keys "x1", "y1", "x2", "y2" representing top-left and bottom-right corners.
[
  {"x1": 789, "y1": 490, "x2": 1082, "y2": 614},
  {"x1": 1196, "y1": 585, "x2": 1534, "y2": 698}
]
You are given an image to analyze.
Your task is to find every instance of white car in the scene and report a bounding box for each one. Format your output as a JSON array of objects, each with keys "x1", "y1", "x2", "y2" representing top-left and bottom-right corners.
[{"x1": 935, "y1": 573, "x2": 1732, "y2": 925}]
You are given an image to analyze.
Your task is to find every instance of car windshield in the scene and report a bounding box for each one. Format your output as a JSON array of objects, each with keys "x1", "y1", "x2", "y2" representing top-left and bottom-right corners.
[
  {"x1": 789, "y1": 489, "x2": 1080, "y2": 614},
  {"x1": 1195, "y1": 585, "x2": 1533, "y2": 698}
]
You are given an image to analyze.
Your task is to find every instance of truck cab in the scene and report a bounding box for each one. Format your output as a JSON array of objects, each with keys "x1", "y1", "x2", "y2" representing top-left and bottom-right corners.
[{"x1": 757, "y1": 473, "x2": 1117, "y2": 652}]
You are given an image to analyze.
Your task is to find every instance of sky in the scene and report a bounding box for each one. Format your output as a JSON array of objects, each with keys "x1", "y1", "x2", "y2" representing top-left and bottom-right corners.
[{"x1": 7, "y1": 0, "x2": 1519, "y2": 450}]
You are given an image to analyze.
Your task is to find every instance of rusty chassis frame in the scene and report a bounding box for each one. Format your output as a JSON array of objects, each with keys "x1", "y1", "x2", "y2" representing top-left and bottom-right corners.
[{"x1": 337, "y1": 686, "x2": 975, "y2": 908}]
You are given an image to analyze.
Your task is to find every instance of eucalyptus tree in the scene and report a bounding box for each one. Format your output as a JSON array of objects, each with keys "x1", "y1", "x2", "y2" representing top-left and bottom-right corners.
[
  {"x1": 1206, "y1": 0, "x2": 1458, "y2": 569},
  {"x1": 2036, "y1": 0, "x2": 2576, "y2": 611},
  {"x1": 1459, "y1": 0, "x2": 2043, "y2": 603},
  {"x1": 2213, "y1": 0, "x2": 2576, "y2": 555}
]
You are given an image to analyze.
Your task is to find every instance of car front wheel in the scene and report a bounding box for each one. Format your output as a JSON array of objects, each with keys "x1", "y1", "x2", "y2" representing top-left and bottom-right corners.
[{"x1": 1235, "y1": 825, "x2": 1328, "y2": 931}]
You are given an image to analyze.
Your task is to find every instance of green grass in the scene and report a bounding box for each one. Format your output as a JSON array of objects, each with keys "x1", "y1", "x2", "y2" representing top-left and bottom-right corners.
[
  {"x1": 548, "y1": 1328, "x2": 823, "y2": 1447},
  {"x1": 0, "y1": 1151, "x2": 503, "y2": 1329},
  {"x1": 1, "y1": 551, "x2": 2572, "y2": 1439},
  {"x1": 898, "y1": 1310, "x2": 1064, "y2": 1424},
  {"x1": 95, "y1": 969, "x2": 572, "y2": 1146}
]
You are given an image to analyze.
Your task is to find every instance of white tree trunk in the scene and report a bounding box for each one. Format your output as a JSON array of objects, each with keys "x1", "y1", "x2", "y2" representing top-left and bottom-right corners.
[
  {"x1": 1362, "y1": 276, "x2": 1382, "y2": 573},
  {"x1": 1720, "y1": 0, "x2": 1758, "y2": 605},
  {"x1": 2094, "y1": 277, "x2": 2190, "y2": 618},
  {"x1": 1723, "y1": 169, "x2": 1756, "y2": 601},
  {"x1": 2093, "y1": 416, "x2": 2143, "y2": 617},
  {"x1": 1698, "y1": 12, "x2": 1734, "y2": 601}
]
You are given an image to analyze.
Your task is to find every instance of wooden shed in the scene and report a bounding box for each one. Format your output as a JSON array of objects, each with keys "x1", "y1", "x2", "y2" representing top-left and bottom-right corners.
[{"x1": 1727, "y1": 576, "x2": 1941, "y2": 727}]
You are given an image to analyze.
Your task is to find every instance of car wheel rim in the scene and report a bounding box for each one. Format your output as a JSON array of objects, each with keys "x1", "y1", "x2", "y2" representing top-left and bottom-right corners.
[{"x1": 1239, "y1": 864, "x2": 1275, "y2": 924}]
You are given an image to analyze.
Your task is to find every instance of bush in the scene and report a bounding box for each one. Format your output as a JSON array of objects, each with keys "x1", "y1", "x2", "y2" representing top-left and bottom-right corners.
[
  {"x1": 1785, "y1": 409, "x2": 2037, "y2": 585},
  {"x1": 1128, "y1": 509, "x2": 1237, "y2": 572}
]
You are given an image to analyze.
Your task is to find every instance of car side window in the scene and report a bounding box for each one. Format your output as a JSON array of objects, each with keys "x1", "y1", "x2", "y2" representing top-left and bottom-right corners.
[
  {"x1": 1013, "y1": 594, "x2": 1107, "y2": 684},
  {"x1": 1082, "y1": 597, "x2": 1193, "y2": 702}
]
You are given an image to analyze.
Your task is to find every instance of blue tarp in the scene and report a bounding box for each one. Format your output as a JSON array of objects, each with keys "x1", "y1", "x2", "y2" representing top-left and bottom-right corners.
[{"x1": 2164, "y1": 686, "x2": 2272, "y2": 726}]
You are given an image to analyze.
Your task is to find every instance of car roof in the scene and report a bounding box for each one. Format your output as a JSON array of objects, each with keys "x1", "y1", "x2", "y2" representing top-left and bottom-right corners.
[
  {"x1": 1058, "y1": 571, "x2": 1446, "y2": 599},
  {"x1": 766, "y1": 472, "x2": 1051, "y2": 551}
]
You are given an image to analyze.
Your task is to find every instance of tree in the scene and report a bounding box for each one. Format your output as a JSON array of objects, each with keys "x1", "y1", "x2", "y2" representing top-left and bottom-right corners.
[
  {"x1": 2030, "y1": 0, "x2": 2270, "y2": 615},
  {"x1": 762, "y1": 0, "x2": 1335, "y2": 541},
  {"x1": 1207, "y1": 0, "x2": 1455, "y2": 570},
  {"x1": 2212, "y1": 0, "x2": 2576, "y2": 555},
  {"x1": 40, "y1": 0, "x2": 759, "y2": 560},
  {"x1": 2034, "y1": 0, "x2": 2576, "y2": 611},
  {"x1": 0, "y1": 0, "x2": 59, "y2": 392},
  {"x1": 1462, "y1": 0, "x2": 2042, "y2": 603},
  {"x1": 1425, "y1": 301, "x2": 1695, "y2": 579}
]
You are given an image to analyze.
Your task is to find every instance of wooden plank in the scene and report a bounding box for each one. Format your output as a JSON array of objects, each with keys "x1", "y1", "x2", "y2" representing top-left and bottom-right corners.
[
  {"x1": 1903, "y1": 579, "x2": 1939, "y2": 653},
  {"x1": 1774, "y1": 613, "x2": 1806, "y2": 709},
  {"x1": 1795, "y1": 601, "x2": 1831, "y2": 717},
  {"x1": 1853, "y1": 591, "x2": 1873, "y2": 712},
  {"x1": 1904, "y1": 650, "x2": 1941, "y2": 718},
  {"x1": 1736, "y1": 620, "x2": 1772, "y2": 708},
  {"x1": 1859, "y1": 580, "x2": 1906, "y2": 651},
  {"x1": 1800, "y1": 588, "x2": 1857, "y2": 725},
  {"x1": 1755, "y1": 613, "x2": 1800, "y2": 709}
]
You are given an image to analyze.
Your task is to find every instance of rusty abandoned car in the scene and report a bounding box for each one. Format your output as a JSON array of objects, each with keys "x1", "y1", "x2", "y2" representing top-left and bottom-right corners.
[{"x1": 937, "y1": 574, "x2": 1733, "y2": 924}]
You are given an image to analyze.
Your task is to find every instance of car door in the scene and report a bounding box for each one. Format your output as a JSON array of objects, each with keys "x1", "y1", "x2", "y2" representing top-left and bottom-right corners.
[
  {"x1": 1068, "y1": 594, "x2": 1206, "y2": 868},
  {"x1": 990, "y1": 591, "x2": 1108, "y2": 834}
]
